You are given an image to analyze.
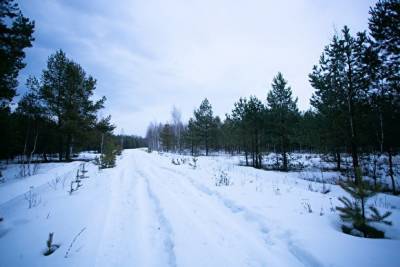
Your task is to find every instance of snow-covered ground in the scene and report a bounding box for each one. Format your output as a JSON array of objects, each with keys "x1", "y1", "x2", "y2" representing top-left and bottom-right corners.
[{"x1": 0, "y1": 149, "x2": 399, "y2": 267}]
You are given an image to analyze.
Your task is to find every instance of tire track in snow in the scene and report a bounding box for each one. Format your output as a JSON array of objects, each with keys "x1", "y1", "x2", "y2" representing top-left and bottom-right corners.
[
  {"x1": 158, "y1": 164, "x2": 323, "y2": 267},
  {"x1": 140, "y1": 157, "x2": 283, "y2": 267},
  {"x1": 140, "y1": 172, "x2": 177, "y2": 267}
]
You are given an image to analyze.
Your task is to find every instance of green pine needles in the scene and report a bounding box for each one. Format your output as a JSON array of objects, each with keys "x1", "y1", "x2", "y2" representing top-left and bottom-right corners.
[{"x1": 336, "y1": 168, "x2": 392, "y2": 238}]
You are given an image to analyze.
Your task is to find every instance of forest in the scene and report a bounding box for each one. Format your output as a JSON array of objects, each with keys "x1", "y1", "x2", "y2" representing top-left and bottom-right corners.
[{"x1": 0, "y1": 0, "x2": 145, "y2": 168}]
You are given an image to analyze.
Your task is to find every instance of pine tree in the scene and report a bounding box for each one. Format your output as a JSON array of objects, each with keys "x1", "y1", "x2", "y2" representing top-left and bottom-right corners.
[
  {"x1": 15, "y1": 77, "x2": 46, "y2": 175},
  {"x1": 99, "y1": 138, "x2": 117, "y2": 169},
  {"x1": 0, "y1": 0, "x2": 35, "y2": 110},
  {"x1": 0, "y1": 0, "x2": 34, "y2": 160},
  {"x1": 192, "y1": 98, "x2": 216, "y2": 156},
  {"x1": 267, "y1": 72, "x2": 299, "y2": 171},
  {"x1": 39, "y1": 50, "x2": 106, "y2": 161},
  {"x1": 310, "y1": 27, "x2": 372, "y2": 180},
  {"x1": 337, "y1": 169, "x2": 392, "y2": 238},
  {"x1": 96, "y1": 115, "x2": 115, "y2": 154},
  {"x1": 230, "y1": 96, "x2": 265, "y2": 168},
  {"x1": 160, "y1": 123, "x2": 173, "y2": 152},
  {"x1": 230, "y1": 98, "x2": 249, "y2": 165},
  {"x1": 368, "y1": 0, "x2": 400, "y2": 194},
  {"x1": 185, "y1": 118, "x2": 198, "y2": 155}
]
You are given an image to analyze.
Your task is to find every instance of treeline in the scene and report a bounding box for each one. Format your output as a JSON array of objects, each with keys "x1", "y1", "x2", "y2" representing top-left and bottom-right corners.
[
  {"x1": 0, "y1": 1, "x2": 144, "y2": 164},
  {"x1": 147, "y1": 1, "x2": 399, "y2": 180}
]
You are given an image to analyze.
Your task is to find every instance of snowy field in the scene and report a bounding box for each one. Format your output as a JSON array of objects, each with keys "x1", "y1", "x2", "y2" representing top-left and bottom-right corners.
[{"x1": 0, "y1": 149, "x2": 399, "y2": 267}]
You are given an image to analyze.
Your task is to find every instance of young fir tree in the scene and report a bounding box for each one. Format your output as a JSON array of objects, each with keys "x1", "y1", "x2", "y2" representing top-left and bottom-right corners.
[
  {"x1": 337, "y1": 169, "x2": 392, "y2": 238},
  {"x1": 267, "y1": 72, "x2": 299, "y2": 171}
]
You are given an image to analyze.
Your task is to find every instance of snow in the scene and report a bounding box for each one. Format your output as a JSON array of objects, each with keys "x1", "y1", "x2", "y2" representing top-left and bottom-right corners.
[{"x1": 0, "y1": 149, "x2": 399, "y2": 267}]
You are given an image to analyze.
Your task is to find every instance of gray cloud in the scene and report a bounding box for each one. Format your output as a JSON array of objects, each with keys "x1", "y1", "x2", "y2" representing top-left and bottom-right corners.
[{"x1": 18, "y1": 0, "x2": 376, "y2": 136}]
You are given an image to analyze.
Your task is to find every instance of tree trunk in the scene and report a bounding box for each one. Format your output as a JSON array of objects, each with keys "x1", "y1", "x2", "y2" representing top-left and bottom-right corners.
[
  {"x1": 100, "y1": 133, "x2": 104, "y2": 154},
  {"x1": 379, "y1": 112, "x2": 384, "y2": 153},
  {"x1": 58, "y1": 134, "x2": 63, "y2": 161},
  {"x1": 282, "y1": 151, "x2": 288, "y2": 171},
  {"x1": 65, "y1": 133, "x2": 72, "y2": 161},
  {"x1": 28, "y1": 130, "x2": 39, "y2": 175},
  {"x1": 361, "y1": 196, "x2": 366, "y2": 238},
  {"x1": 345, "y1": 52, "x2": 360, "y2": 183},
  {"x1": 336, "y1": 151, "x2": 341, "y2": 171},
  {"x1": 388, "y1": 147, "x2": 396, "y2": 195}
]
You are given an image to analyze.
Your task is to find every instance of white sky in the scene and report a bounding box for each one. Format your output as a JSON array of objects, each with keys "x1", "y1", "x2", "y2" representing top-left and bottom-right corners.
[{"x1": 19, "y1": 0, "x2": 377, "y2": 136}]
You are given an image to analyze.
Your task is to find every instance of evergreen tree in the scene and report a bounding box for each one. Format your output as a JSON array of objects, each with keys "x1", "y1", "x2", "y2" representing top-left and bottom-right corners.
[
  {"x1": 337, "y1": 169, "x2": 392, "y2": 238},
  {"x1": 15, "y1": 77, "x2": 46, "y2": 172},
  {"x1": 368, "y1": 0, "x2": 400, "y2": 194},
  {"x1": 185, "y1": 118, "x2": 198, "y2": 155},
  {"x1": 230, "y1": 96, "x2": 265, "y2": 168},
  {"x1": 267, "y1": 72, "x2": 299, "y2": 171},
  {"x1": 0, "y1": 0, "x2": 34, "y2": 160},
  {"x1": 230, "y1": 98, "x2": 249, "y2": 164},
  {"x1": 160, "y1": 123, "x2": 173, "y2": 152},
  {"x1": 310, "y1": 27, "x2": 372, "y2": 179},
  {"x1": 192, "y1": 98, "x2": 216, "y2": 156},
  {"x1": 99, "y1": 137, "x2": 118, "y2": 169},
  {"x1": 96, "y1": 115, "x2": 115, "y2": 154},
  {"x1": 0, "y1": 0, "x2": 34, "y2": 110},
  {"x1": 39, "y1": 50, "x2": 106, "y2": 161}
]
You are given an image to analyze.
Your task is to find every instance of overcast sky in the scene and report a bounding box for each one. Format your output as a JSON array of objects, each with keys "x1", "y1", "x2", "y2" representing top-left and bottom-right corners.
[{"x1": 18, "y1": 0, "x2": 376, "y2": 136}]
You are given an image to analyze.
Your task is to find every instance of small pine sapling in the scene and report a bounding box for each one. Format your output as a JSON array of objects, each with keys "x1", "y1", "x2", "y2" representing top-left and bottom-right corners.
[
  {"x1": 43, "y1": 232, "x2": 60, "y2": 256},
  {"x1": 215, "y1": 169, "x2": 231, "y2": 186},
  {"x1": 301, "y1": 199, "x2": 312, "y2": 213},
  {"x1": 100, "y1": 140, "x2": 117, "y2": 169},
  {"x1": 171, "y1": 158, "x2": 180, "y2": 165},
  {"x1": 75, "y1": 170, "x2": 82, "y2": 188},
  {"x1": 69, "y1": 181, "x2": 77, "y2": 195},
  {"x1": 79, "y1": 163, "x2": 89, "y2": 179},
  {"x1": 68, "y1": 170, "x2": 83, "y2": 196},
  {"x1": 336, "y1": 168, "x2": 392, "y2": 238},
  {"x1": 189, "y1": 157, "x2": 198, "y2": 169},
  {"x1": 320, "y1": 182, "x2": 330, "y2": 194}
]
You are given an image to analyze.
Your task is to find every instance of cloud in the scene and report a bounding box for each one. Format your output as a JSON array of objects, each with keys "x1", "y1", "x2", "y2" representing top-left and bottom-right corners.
[{"x1": 18, "y1": 0, "x2": 376, "y2": 136}]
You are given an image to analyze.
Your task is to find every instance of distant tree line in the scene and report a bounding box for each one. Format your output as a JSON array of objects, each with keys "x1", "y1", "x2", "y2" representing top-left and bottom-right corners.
[
  {"x1": 0, "y1": 0, "x2": 144, "y2": 164},
  {"x1": 147, "y1": 0, "x2": 399, "y2": 181}
]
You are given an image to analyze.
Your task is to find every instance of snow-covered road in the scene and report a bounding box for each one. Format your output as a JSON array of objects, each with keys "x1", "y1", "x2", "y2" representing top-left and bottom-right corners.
[
  {"x1": 96, "y1": 150, "x2": 301, "y2": 267},
  {"x1": 1, "y1": 149, "x2": 399, "y2": 267}
]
